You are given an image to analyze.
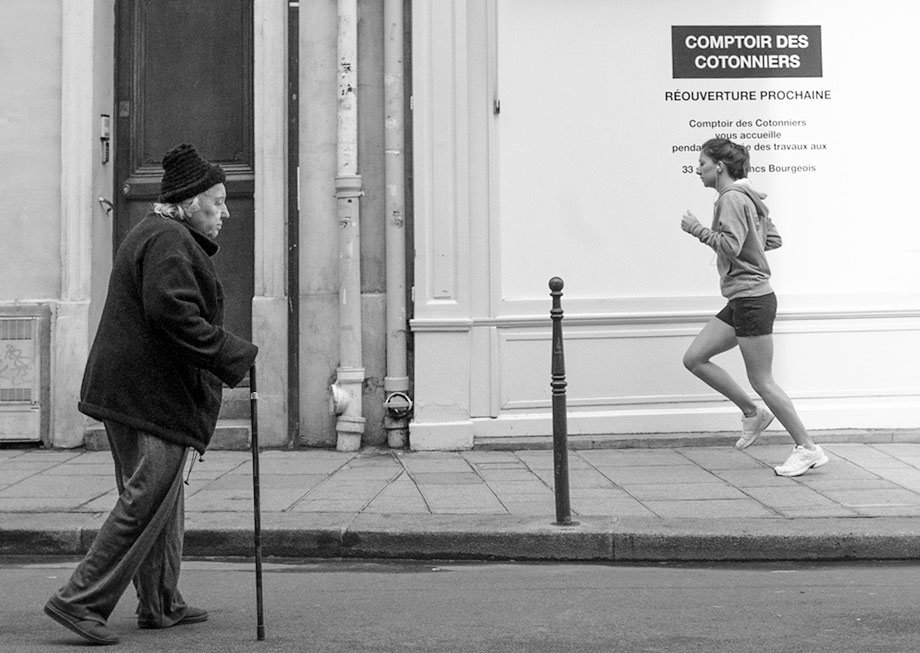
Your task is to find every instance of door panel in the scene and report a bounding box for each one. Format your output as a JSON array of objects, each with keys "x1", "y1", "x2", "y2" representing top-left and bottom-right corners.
[{"x1": 115, "y1": 0, "x2": 254, "y2": 340}]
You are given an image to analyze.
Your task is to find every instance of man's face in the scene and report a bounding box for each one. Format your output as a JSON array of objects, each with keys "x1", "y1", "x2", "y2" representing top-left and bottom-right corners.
[{"x1": 188, "y1": 183, "x2": 228, "y2": 238}]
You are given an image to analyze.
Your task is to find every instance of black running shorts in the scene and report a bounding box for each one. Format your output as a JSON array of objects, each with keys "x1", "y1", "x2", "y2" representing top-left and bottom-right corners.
[{"x1": 715, "y1": 292, "x2": 777, "y2": 337}]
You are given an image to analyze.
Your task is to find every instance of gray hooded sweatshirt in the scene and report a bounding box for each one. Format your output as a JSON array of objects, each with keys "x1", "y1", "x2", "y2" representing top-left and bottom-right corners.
[{"x1": 687, "y1": 182, "x2": 782, "y2": 300}]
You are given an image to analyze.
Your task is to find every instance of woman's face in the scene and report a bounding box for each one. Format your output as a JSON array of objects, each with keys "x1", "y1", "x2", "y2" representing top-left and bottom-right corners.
[
  {"x1": 696, "y1": 152, "x2": 720, "y2": 188},
  {"x1": 187, "y1": 183, "x2": 229, "y2": 238}
]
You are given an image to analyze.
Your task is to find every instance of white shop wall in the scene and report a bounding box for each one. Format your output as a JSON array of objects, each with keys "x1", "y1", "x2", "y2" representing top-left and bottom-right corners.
[
  {"x1": 409, "y1": 1, "x2": 920, "y2": 448},
  {"x1": 497, "y1": 0, "x2": 920, "y2": 309}
]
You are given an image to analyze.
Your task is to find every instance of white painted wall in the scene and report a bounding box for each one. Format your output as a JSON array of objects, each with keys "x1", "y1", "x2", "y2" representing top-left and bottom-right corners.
[
  {"x1": 0, "y1": 0, "x2": 63, "y2": 300},
  {"x1": 496, "y1": 0, "x2": 920, "y2": 311},
  {"x1": 410, "y1": 0, "x2": 920, "y2": 449}
]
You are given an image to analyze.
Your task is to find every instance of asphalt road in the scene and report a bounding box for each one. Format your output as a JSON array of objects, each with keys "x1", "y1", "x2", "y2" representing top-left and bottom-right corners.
[{"x1": 4, "y1": 557, "x2": 920, "y2": 652}]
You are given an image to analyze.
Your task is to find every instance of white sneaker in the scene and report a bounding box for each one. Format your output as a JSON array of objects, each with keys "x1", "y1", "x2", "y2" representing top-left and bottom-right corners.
[
  {"x1": 774, "y1": 445, "x2": 829, "y2": 477},
  {"x1": 735, "y1": 408, "x2": 774, "y2": 449}
]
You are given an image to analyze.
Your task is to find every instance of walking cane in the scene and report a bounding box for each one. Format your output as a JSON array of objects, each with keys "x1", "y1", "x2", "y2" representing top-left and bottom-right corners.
[{"x1": 249, "y1": 364, "x2": 265, "y2": 641}]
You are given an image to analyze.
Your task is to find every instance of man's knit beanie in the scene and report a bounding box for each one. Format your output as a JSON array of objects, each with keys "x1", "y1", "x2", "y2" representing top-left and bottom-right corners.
[{"x1": 158, "y1": 143, "x2": 226, "y2": 203}]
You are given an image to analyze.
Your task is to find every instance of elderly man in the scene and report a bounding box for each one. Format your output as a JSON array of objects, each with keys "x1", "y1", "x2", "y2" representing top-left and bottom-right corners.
[{"x1": 44, "y1": 144, "x2": 258, "y2": 645}]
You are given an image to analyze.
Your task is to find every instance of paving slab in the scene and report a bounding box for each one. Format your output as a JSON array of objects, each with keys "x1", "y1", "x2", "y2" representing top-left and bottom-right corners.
[
  {"x1": 486, "y1": 481, "x2": 552, "y2": 494},
  {"x1": 0, "y1": 474, "x2": 113, "y2": 498},
  {"x1": 476, "y1": 468, "x2": 542, "y2": 482},
  {"x1": 738, "y1": 485, "x2": 840, "y2": 510},
  {"x1": 581, "y1": 449, "x2": 698, "y2": 467},
  {"x1": 875, "y1": 469, "x2": 920, "y2": 492},
  {"x1": 643, "y1": 498, "x2": 777, "y2": 519},
  {"x1": 0, "y1": 468, "x2": 42, "y2": 488},
  {"x1": 621, "y1": 482, "x2": 747, "y2": 502},
  {"x1": 600, "y1": 465, "x2": 724, "y2": 485}
]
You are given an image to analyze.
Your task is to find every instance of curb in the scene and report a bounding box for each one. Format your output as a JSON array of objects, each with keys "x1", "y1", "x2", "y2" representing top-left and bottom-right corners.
[{"x1": 5, "y1": 513, "x2": 920, "y2": 562}]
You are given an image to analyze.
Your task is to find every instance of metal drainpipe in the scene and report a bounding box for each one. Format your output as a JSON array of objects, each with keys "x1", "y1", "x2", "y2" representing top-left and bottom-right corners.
[
  {"x1": 383, "y1": 0, "x2": 412, "y2": 447},
  {"x1": 331, "y1": 0, "x2": 365, "y2": 452}
]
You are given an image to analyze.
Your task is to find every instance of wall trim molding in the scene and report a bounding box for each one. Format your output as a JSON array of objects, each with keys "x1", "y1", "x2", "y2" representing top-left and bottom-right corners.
[
  {"x1": 412, "y1": 309, "x2": 920, "y2": 332},
  {"x1": 501, "y1": 388, "x2": 920, "y2": 412}
]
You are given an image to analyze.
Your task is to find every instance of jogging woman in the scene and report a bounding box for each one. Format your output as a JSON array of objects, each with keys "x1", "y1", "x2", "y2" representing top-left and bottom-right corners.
[{"x1": 680, "y1": 137, "x2": 827, "y2": 477}]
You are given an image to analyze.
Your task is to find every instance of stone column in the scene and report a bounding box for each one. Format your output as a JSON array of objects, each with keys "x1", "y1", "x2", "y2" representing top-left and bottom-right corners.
[
  {"x1": 252, "y1": 0, "x2": 290, "y2": 447},
  {"x1": 52, "y1": 0, "x2": 96, "y2": 448}
]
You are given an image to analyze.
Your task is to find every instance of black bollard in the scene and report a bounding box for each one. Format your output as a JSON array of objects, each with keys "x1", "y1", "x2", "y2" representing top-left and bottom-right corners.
[{"x1": 549, "y1": 277, "x2": 575, "y2": 526}]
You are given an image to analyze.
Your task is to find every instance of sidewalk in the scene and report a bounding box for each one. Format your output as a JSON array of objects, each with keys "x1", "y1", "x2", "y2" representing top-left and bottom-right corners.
[{"x1": 4, "y1": 438, "x2": 920, "y2": 562}]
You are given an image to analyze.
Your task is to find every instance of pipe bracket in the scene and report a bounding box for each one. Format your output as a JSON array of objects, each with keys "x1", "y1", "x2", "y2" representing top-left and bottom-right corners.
[{"x1": 384, "y1": 391, "x2": 413, "y2": 418}]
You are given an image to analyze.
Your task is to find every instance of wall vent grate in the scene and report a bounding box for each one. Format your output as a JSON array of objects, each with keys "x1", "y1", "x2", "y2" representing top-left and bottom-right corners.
[
  {"x1": 0, "y1": 312, "x2": 44, "y2": 442},
  {"x1": 0, "y1": 318, "x2": 38, "y2": 405}
]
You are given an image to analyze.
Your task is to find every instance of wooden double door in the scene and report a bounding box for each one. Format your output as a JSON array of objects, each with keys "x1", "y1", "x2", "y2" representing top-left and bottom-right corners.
[{"x1": 114, "y1": 0, "x2": 254, "y2": 340}]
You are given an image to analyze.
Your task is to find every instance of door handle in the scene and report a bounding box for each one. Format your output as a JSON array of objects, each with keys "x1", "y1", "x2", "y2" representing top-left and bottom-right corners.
[{"x1": 98, "y1": 197, "x2": 114, "y2": 217}]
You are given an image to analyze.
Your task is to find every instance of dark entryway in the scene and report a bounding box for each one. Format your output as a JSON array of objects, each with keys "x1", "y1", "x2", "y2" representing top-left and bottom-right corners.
[{"x1": 114, "y1": 0, "x2": 254, "y2": 340}]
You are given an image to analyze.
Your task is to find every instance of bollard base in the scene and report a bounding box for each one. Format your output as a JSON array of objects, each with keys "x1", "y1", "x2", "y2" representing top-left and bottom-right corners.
[{"x1": 553, "y1": 520, "x2": 580, "y2": 527}]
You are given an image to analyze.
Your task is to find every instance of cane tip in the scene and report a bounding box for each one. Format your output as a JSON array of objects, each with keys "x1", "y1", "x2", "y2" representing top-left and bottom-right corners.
[{"x1": 549, "y1": 277, "x2": 564, "y2": 291}]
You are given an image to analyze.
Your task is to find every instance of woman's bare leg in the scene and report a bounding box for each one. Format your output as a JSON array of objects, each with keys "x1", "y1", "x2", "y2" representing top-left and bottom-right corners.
[
  {"x1": 683, "y1": 318, "x2": 758, "y2": 415},
  {"x1": 737, "y1": 334, "x2": 815, "y2": 448}
]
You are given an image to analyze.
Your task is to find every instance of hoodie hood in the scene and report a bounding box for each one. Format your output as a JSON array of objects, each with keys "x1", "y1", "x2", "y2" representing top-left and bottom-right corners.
[{"x1": 726, "y1": 178, "x2": 769, "y2": 218}]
